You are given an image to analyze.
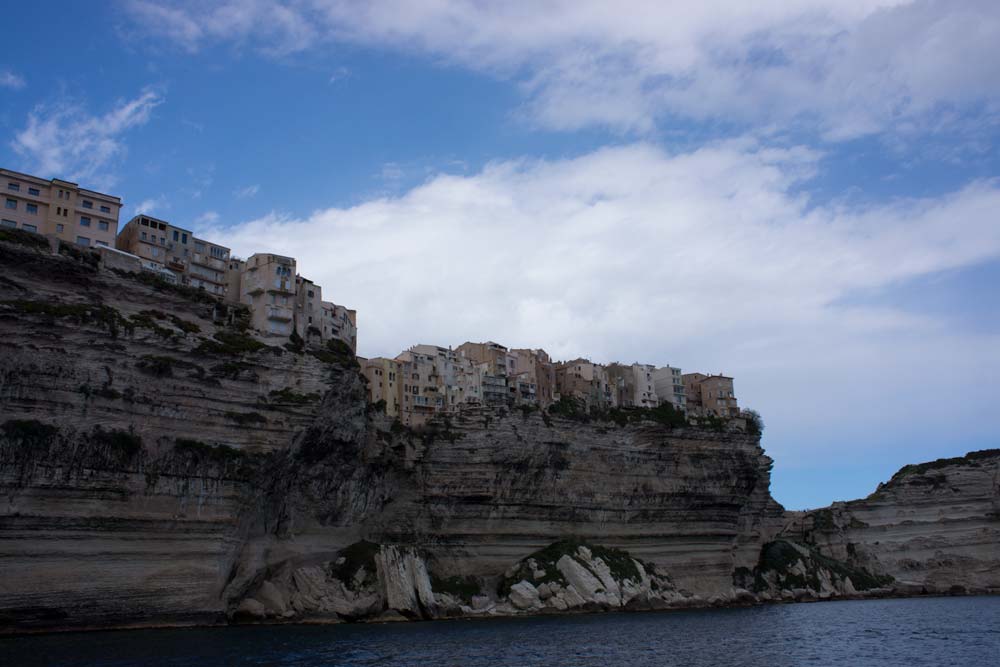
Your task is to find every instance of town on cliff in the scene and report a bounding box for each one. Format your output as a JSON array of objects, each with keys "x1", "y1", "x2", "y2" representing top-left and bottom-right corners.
[{"x1": 1, "y1": 165, "x2": 755, "y2": 432}]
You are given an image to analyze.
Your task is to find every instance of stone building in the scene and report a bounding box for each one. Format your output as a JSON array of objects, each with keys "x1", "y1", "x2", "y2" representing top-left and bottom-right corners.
[
  {"x1": 115, "y1": 215, "x2": 230, "y2": 296},
  {"x1": 555, "y1": 359, "x2": 616, "y2": 410},
  {"x1": 683, "y1": 373, "x2": 739, "y2": 418},
  {"x1": 606, "y1": 363, "x2": 659, "y2": 408},
  {"x1": 395, "y1": 348, "x2": 444, "y2": 426},
  {"x1": 2, "y1": 167, "x2": 121, "y2": 248},
  {"x1": 239, "y1": 253, "x2": 296, "y2": 337},
  {"x1": 361, "y1": 357, "x2": 401, "y2": 418}
]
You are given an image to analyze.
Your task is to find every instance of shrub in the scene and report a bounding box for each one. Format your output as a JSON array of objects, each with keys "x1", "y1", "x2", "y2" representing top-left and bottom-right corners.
[
  {"x1": 267, "y1": 387, "x2": 321, "y2": 404},
  {"x1": 0, "y1": 227, "x2": 50, "y2": 250},
  {"x1": 430, "y1": 573, "x2": 481, "y2": 602},
  {"x1": 310, "y1": 338, "x2": 357, "y2": 367},
  {"x1": 195, "y1": 331, "x2": 268, "y2": 356},
  {"x1": 224, "y1": 411, "x2": 268, "y2": 426},
  {"x1": 1, "y1": 300, "x2": 131, "y2": 338},
  {"x1": 330, "y1": 541, "x2": 381, "y2": 590},
  {"x1": 1, "y1": 419, "x2": 59, "y2": 447},
  {"x1": 88, "y1": 425, "x2": 142, "y2": 459},
  {"x1": 744, "y1": 409, "x2": 764, "y2": 436}
]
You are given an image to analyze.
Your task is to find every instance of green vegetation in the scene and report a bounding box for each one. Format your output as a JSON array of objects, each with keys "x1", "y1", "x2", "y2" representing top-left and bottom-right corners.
[
  {"x1": 211, "y1": 360, "x2": 254, "y2": 380},
  {"x1": 224, "y1": 411, "x2": 268, "y2": 426},
  {"x1": 136, "y1": 354, "x2": 204, "y2": 379},
  {"x1": 128, "y1": 311, "x2": 175, "y2": 339},
  {"x1": 329, "y1": 541, "x2": 381, "y2": 591},
  {"x1": 547, "y1": 396, "x2": 687, "y2": 429},
  {"x1": 57, "y1": 241, "x2": 99, "y2": 267},
  {"x1": 267, "y1": 387, "x2": 321, "y2": 404},
  {"x1": 0, "y1": 227, "x2": 50, "y2": 250},
  {"x1": 747, "y1": 540, "x2": 894, "y2": 593},
  {"x1": 173, "y1": 438, "x2": 247, "y2": 466},
  {"x1": 112, "y1": 269, "x2": 219, "y2": 305},
  {"x1": 284, "y1": 331, "x2": 305, "y2": 354},
  {"x1": 195, "y1": 330, "x2": 268, "y2": 356},
  {"x1": 744, "y1": 409, "x2": 765, "y2": 436},
  {"x1": 1, "y1": 419, "x2": 59, "y2": 447},
  {"x1": 310, "y1": 338, "x2": 357, "y2": 367},
  {"x1": 430, "y1": 573, "x2": 481, "y2": 602},
  {"x1": 890, "y1": 449, "x2": 1000, "y2": 482},
  {"x1": 1, "y1": 300, "x2": 131, "y2": 338},
  {"x1": 88, "y1": 425, "x2": 142, "y2": 459},
  {"x1": 498, "y1": 539, "x2": 642, "y2": 596}
]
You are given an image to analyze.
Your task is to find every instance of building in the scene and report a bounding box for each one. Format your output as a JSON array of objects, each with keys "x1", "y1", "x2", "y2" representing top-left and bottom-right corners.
[
  {"x1": 606, "y1": 363, "x2": 659, "y2": 408},
  {"x1": 395, "y1": 348, "x2": 444, "y2": 426},
  {"x1": 239, "y1": 253, "x2": 296, "y2": 337},
  {"x1": 683, "y1": 373, "x2": 739, "y2": 418},
  {"x1": 510, "y1": 348, "x2": 557, "y2": 406},
  {"x1": 554, "y1": 359, "x2": 616, "y2": 410},
  {"x1": 456, "y1": 341, "x2": 513, "y2": 406},
  {"x1": 652, "y1": 365, "x2": 687, "y2": 413},
  {"x1": 2, "y1": 168, "x2": 121, "y2": 248},
  {"x1": 115, "y1": 215, "x2": 230, "y2": 296},
  {"x1": 361, "y1": 357, "x2": 401, "y2": 417}
]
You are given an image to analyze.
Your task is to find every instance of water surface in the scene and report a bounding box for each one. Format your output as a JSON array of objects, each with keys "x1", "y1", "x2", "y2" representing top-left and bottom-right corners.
[{"x1": 3, "y1": 596, "x2": 999, "y2": 666}]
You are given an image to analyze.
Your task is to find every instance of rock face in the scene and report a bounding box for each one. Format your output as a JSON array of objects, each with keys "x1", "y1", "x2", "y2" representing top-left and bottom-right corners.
[
  {"x1": 784, "y1": 451, "x2": 1000, "y2": 596},
  {"x1": 1, "y1": 236, "x2": 998, "y2": 633}
]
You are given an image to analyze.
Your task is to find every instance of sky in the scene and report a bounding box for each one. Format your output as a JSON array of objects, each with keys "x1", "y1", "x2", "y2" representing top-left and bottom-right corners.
[{"x1": 2, "y1": 1, "x2": 999, "y2": 510}]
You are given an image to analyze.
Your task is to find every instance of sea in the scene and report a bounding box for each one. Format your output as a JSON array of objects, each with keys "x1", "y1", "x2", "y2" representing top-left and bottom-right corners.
[{"x1": 2, "y1": 596, "x2": 998, "y2": 666}]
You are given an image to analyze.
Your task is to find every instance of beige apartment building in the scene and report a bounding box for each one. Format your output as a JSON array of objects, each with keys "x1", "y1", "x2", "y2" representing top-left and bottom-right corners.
[
  {"x1": 2, "y1": 168, "x2": 121, "y2": 248},
  {"x1": 652, "y1": 365, "x2": 687, "y2": 413},
  {"x1": 395, "y1": 348, "x2": 444, "y2": 426},
  {"x1": 606, "y1": 363, "x2": 658, "y2": 408},
  {"x1": 239, "y1": 253, "x2": 297, "y2": 337},
  {"x1": 456, "y1": 341, "x2": 513, "y2": 406},
  {"x1": 115, "y1": 215, "x2": 230, "y2": 295},
  {"x1": 361, "y1": 357, "x2": 401, "y2": 417},
  {"x1": 683, "y1": 373, "x2": 739, "y2": 418},
  {"x1": 555, "y1": 359, "x2": 617, "y2": 409}
]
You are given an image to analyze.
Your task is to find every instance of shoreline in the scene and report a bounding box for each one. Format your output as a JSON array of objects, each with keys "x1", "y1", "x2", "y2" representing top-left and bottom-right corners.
[{"x1": 4, "y1": 590, "x2": 998, "y2": 638}]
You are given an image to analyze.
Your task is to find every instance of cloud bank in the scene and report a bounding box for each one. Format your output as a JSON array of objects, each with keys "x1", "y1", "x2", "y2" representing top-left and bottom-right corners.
[
  {"x1": 203, "y1": 141, "x2": 1000, "y2": 476},
  {"x1": 125, "y1": 0, "x2": 1000, "y2": 138}
]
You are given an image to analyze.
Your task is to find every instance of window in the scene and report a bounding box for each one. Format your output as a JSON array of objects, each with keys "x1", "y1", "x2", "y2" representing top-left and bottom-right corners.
[
  {"x1": 1, "y1": 219, "x2": 15, "y2": 228},
  {"x1": 56, "y1": 224, "x2": 64, "y2": 233},
  {"x1": 22, "y1": 224, "x2": 37, "y2": 233},
  {"x1": 96, "y1": 241, "x2": 108, "y2": 247},
  {"x1": 28, "y1": 187, "x2": 40, "y2": 196},
  {"x1": 26, "y1": 203, "x2": 38, "y2": 215},
  {"x1": 82, "y1": 200, "x2": 93, "y2": 209},
  {"x1": 76, "y1": 236, "x2": 90, "y2": 247},
  {"x1": 181, "y1": 233, "x2": 187, "y2": 244},
  {"x1": 160, "y1": 236, "x2": 165, "y2": 245},
  {"x1": 98, "y1": 221, "x2": 109, "y2": 231},
  {"x1": 140, "y1": 231, "x2": 147, "y2": 241},
  {"x1": 56, "y1": 207, "x2": 62, "y2": 216},
  {"x1": 173, "y1": 230, "x2": 179, "y2": 242},
  {"x1": 100, "y1": 205, "x2": 111, "y2": 213},
  {"x1": 63, "y1": 208, "x2": 68, "y2": 217},
  {"x1": 80, "y1": 216, "x2": 91, "y2": 227},
  {"x1": 5, "y1": 199, "x2": 16, "y2": 210},
  {"x1": 151, "y1": 247, "x2": 159, "y2": 257},
  {"x1": 195, "y1": 242, "x2": 206, "y2": 253},
  {"x1": 7, "y1": 182, "x2": 19, "y2": 192},
  {"x1": 307, "y1": 290, "x2": 314, "y2": 297}
]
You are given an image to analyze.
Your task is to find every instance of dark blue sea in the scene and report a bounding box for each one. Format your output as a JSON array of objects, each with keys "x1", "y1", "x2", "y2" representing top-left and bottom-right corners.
[{"x1": 3, "y1": 597, "x2": 999, "y2": 666}]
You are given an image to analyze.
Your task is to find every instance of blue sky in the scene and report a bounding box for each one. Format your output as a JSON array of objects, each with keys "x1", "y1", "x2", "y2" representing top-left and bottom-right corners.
[{"x1": 2, "y1": 1, "x2": 999, "y2": 510}]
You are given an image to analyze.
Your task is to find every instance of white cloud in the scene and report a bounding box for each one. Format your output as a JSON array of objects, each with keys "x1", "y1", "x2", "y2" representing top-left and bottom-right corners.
[
  {"x1": 11, "y1": 89, "x2": 163, "y2": 189},
  {"x1": 234, "y1": 184, "x2": 259, "y2": 199},
  {"x1": 133, "y1": 195, "x2": 167, "y2": 215},
  {"x1": 201, "y1": 141, "x2": 1000, "y2": 479},
  {"x1": 0, "y1": 70, "x2": 25, "y2": 89},
  {"x1": 125, "y1": 1, "x2": 1000, "y2": 139},
  {"x1": 194, "y1": 210, "x2": 220, "y2": 226}
]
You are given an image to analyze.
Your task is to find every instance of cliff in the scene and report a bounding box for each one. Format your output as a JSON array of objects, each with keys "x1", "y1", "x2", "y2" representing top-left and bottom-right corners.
[
  {"x1": 1, "y1": 233, "x2": 997, "y2": 633},
  {"x1": 777, "y1": 450, "x2": 1000, "y2": 596}
]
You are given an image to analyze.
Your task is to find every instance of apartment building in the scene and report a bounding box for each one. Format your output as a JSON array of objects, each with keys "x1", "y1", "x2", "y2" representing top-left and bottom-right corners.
[
  {"x1": 555, "y1": 359, "x2": 616, "y2": 409},
  {"x1": 239, "y1": 253, "x2": 296, "y2": 336},
  {"x1": 652, "y1": 365, "x2": 687, "y2": 413},
  {"x1": 115, "y1": 215, "x2": 230, "y2": 295},
  {"x1": 2, "y1": 168, "x2": 121, "y2": 248},
  {"x1": 683, "y1": 373, "x2": 739, "y2": 418},
  {"x1": 361, "y1": 357, "x2": 401, "y2": 417},
  {"x1": 456, "y1": 341, "x2": 514, "y2": 406},
  {"x1": 395, "y1": 348, "x2": 444, "y2": 426},
  {"x1": 605, "y1": 363, "x2": 658, "y2": 408},
  {"x1": 508, "y1": 348, "x2": 557, "y2": 406}
]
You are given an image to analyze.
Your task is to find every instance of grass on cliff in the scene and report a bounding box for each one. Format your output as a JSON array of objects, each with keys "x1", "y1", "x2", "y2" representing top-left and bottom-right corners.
[
  {"x1": 195, "y1": 331, "x2": 270, "y2": 356},
  {"x1": 498, "y1": 539, "x2": 643, "y2": 597},
  {"x1": 267, "y1": 387, "x2": 322, "y2": 404},
  {"x1": 1, "y1": 419, "x2": 59, "y2": 447},
  {"x1": 546, "y1": 397, "x2": 687, "y2": 429},
  {"x1": 1, "y1": 300, "x2": 132, "y2": 338},
  {"x1": 111, "y1": 268, "x2": 220, "y2": 305},
  {"x1": 889, "y1": 448, "x2": 1000, "y2": 482},
  {"x1": 747, "y1": 540, "x2": 894, "y2": 593},
  {"x1": 430, "y1": 573, "x2": 481, "y2": 602},
  {"x1": 310, "y1": 338, "x2": 358, "y2": 367},
  {"x1": 0, "y1": 227, "x2": 50, "y2": 250}
]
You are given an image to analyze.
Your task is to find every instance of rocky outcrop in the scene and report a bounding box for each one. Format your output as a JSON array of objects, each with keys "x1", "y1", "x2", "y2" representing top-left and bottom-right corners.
[{"x1": 783, "y1": 450, "x2": 1000, "y2": 596}]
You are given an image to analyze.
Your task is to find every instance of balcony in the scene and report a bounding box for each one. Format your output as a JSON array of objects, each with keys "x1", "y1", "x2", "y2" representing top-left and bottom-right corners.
[{"x1": 266, "y1": 307, "x2": 293, "y2": 322}]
